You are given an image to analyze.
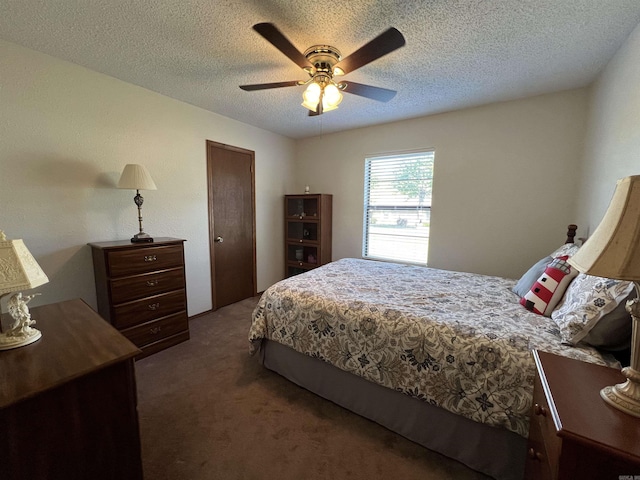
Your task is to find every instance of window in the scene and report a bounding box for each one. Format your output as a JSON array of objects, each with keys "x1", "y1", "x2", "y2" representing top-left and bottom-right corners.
[{"x1": 363, "y1": 151, "x2": 434, "y2": 264}]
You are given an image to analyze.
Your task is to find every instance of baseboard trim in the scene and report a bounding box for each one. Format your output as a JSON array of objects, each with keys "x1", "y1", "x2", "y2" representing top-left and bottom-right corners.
[{"x1": 188, "y1": 310, "x2": 212, "y2": 321}]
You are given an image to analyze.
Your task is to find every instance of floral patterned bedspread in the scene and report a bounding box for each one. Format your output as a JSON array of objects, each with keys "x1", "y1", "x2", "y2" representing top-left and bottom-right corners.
[{"x1": 249, "y1": 258, "x2": 617, "y2": 437}]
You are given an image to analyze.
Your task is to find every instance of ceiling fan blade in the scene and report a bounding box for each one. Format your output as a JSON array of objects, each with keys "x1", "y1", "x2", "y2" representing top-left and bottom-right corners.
[
  {"x1": 253, "y1": 23, "x2": 313, "y2": 69},
  {"x1": 334, "y1": 28, "x2": 405, "y2": 74},
  {"x1": 340, "y1": 81, "x2": 397, "y2": 102},
  {"x1": 240, "y1": 81, "x2": 301, "y2": 91}
]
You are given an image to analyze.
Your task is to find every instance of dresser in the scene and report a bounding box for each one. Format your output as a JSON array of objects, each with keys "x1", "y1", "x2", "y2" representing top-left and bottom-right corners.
[
  {"x1": 285, "y1": 194, "x2": 332, "y2": 277},
  {"x1": 89, "y1": 238, "x2": 189, "y2": 358},
  {"x1": 0, "y1": 299, "x2": 143, "y2": 480},
  {"x1": 525, "y1": 350, "x2": 640, "y2": 479}
]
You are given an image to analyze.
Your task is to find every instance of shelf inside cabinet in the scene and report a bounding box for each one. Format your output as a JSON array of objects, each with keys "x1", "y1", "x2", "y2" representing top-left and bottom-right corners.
[
  {"x1": 287, "y1": 221, "x2": 319, "y2": 242},
  {"x1": 287, "y1": 244, "x2": 319, "y2": 265},
  {"x1": 286, "y1": 196, "x2": 319, "y2": 218},
  {"x1": 287, "y1": 266, "x2": 308, "y2": 277}
]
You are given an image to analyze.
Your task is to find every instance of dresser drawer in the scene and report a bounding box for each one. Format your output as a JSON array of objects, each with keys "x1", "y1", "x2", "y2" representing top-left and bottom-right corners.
[
  {"x1": 532, "y1": 374, "x2": 561, "y2": 472},
  {"x1": 121, "y1": 312, "x2": 188, "y2": 348},
  {"x1": 106, "y1": 245, "x2": 184, "y2": 277},
  {"x1": 112, "y1": 290, "x2": 186, "y2": 329},
  {"x1": 525, "y1": 402, "x2": 553, "y2": 479},
  {"x1": 110, "y1": 268, "x2": 185, "y2": 304}
]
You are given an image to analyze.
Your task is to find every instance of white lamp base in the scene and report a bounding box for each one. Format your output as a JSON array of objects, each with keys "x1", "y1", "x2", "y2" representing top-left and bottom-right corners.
[
  {"x1": 600, "y1": 366, "x2": 640, "y2": 418},
  {"x1": 600, "y1": 289, "x2": 640, "y2": 417},
  {"x1": 0, "y1": 291, "x2": 42, "y2": 350},
  {"x1": 0, "y1": 327, "x2": 42, "y2": 350}
]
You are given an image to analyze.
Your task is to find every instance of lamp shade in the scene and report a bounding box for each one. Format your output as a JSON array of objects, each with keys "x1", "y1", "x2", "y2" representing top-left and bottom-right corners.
[
  {"x1": 117, "y1": 164, "x2": 157, "y2": 190},
  {"x1": 0, "y1": 235, "x2": 49, "y2": 295},
  {"x1": 569, "y1": 175, "x2": 640, "y2": 280}
]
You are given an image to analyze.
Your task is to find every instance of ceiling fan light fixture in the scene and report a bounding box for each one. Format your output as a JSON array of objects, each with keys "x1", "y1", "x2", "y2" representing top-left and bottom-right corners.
[
  {"x1": 302, "y1": 82, "x2": 322, "y2": 111},
  {"x1": 321, "y1": 102, "x2": 338, "y2": 113},
  {"x1": 301, "y1": 81, "x2": 343, "y2": 113},
  {"x1": 323, "y1": 83, "x2": 343, "y2": 109}
]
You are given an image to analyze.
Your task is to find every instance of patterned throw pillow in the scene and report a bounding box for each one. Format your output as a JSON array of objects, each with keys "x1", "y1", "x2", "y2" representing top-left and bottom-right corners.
[
  {"x1": 512, "y1": 256, "x2": 553, "y2": 298},
  {"x1": 520, "y1": 256, "x2": 578, "y2": 316},
  {"x1": 551, "y1": 273, "x2": 635, "y2": 346},
  {"x1": 549, "y1": 242, "x2": 580, "y2": 259}
]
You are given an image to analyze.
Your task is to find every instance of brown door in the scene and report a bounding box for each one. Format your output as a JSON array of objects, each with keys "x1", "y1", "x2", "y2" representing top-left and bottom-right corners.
[{"x1": 206, "y1": 141, "x2": 257, "y2": 310}]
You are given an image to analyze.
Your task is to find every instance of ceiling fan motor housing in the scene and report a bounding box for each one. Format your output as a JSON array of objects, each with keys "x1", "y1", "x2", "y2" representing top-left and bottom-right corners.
[{"x1": 304, "y1": 45, "x2": 342, "y2": 78}]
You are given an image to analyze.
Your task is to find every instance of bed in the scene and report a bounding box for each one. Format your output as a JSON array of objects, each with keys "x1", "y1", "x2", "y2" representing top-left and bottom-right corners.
[{"x1": 249, "y1": 227, "x2": 631, "y2": 480}]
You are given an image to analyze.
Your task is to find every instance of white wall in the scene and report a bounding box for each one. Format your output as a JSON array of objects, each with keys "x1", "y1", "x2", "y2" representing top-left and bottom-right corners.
[
  {"x1": 576, "y1": 22, "x2": 640, "y2": 234},
  {"x1": 295, "y1": 89, "x2": 589, "y2": 280},
  {"x1": 0, "y1": 40, "x2": 296, "y2": 316},
  {"x1": 6, "y1": 17, "x2": 638, "y2": 310}
]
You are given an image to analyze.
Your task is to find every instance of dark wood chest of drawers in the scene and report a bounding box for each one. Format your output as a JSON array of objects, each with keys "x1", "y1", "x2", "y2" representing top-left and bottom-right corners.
[
  {"x1": 89, "y1": 238, "x2": 189, "y2": 358},
  {"x1": 525, "y1": 350, "x2": 640, "y2": 480},
  {"x1": 0, "y1": 299, "x2": 142, "y2": 480}
]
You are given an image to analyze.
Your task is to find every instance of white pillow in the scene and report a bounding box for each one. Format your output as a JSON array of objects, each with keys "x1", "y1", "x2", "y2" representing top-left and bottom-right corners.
[
  {"x1": 583, "y1": 291, "x2": 635, "y2": 351},
  {"x1": 549, "y1": 242, "x2": 580, "y2": 259},
  {"x1": 551, "y1": 273, "x2": 634, "y2": 345}
]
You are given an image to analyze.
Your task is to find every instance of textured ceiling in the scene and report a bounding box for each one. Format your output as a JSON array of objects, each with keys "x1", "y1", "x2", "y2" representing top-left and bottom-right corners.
[{"x1": 1, "y1": 1, "x2": 640, "y2": 139}]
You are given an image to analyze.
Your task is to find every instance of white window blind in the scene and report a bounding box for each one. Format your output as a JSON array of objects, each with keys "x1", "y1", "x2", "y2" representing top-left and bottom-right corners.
[{"x1": 363, "y1": 151, "x2": 434, "y2": 264}]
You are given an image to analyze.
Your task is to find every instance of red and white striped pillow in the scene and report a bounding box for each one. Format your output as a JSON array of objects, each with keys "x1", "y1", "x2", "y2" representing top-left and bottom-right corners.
[{"x1": 520, "y1": 255, "x2": 578, "y2": 316}]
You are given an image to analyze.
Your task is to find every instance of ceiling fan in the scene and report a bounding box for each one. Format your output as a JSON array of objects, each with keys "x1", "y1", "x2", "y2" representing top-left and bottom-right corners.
[{"x1": 239, "y1": 23, "x2": 406, "y2": 116}]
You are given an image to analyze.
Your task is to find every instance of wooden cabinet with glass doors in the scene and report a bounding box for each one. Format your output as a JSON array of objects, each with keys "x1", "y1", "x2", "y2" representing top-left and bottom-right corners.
[{"x1": 285, "y1": 194, "x2": 332, "y2": 277}]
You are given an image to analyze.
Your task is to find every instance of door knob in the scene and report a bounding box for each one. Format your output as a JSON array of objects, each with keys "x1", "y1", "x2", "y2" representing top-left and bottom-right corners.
[{"x1": 215, "y1": 236, "x2": 224, "y2": 243}]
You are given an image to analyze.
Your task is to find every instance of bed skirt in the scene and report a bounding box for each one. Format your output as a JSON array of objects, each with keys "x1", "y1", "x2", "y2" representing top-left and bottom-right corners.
[{"x1": 258, "y1": 339, "x2": 527, "y2": 480}]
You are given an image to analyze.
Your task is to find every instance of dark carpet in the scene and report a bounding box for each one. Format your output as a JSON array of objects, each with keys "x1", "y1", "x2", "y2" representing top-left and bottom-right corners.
[{"x1": 135, "y1": 296, "x2": 491, "y2": 480}]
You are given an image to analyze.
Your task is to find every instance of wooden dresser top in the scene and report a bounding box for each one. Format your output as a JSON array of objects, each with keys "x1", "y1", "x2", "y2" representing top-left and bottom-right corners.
[
  {"x1": 534, "y1": 350, "x2": 640, "y2": 463},
  {"x1": 88, "y1": 237, "x2": 185, "y2": 250},
  {"x1": 0, "y1": 298, "x2": 140, "y2": 409}
]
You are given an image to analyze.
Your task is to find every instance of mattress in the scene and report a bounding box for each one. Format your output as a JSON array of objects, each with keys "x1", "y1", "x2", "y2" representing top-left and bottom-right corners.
[{"x1": 249, "y1": 258, "x2": 616, "y2": 438}]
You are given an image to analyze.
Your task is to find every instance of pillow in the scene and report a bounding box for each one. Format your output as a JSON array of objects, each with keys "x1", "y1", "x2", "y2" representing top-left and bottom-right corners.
[
  {"x1": 551, "y1": 273, "x2": 635, "y2": 347},
  {"x1": 512, "y1": 256, "x2": 553, "y2": 297},
  {"x1": 549, "y1": 242, "x2": 580, "y2": 259},
  {"x1": 520, "y1": 255, "x2": 578, "y2": 316},
  {"x1": 583, "y1": 289, "x2": 636, "y2": 351}
]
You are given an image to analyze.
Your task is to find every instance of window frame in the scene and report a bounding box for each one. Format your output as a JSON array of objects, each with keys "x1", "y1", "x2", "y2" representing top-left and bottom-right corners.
[{"x1": 362, "y1": 150, "x2": 434, "y2": 265}]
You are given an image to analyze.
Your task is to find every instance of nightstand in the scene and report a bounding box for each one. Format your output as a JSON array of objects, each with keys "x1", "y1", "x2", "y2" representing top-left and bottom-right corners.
[{"x1": 525, "y1": 350, "x2": 640, "y2": 479}]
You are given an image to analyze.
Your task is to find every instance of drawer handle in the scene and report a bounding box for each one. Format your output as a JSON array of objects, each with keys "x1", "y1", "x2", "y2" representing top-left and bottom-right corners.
[
  {"x1": 533, "y1": 403, "x2": 547, "y2": 417},
  {"x1": 146, "y1": 280, "x2": 159, "y2": 287},
  {"x1": 144, "y1": 255, "x2": 157, "y2": 262},
  {"x1": 150, "y1": 326, "x2": 162, "y2": 335},
  {"x1": 148, "y1": 303, "x2": 160, "y2": 310},
  {"x1": 299, "y1": 239, "x2": 303, "y2": 243},
  {"x1": 527, "y1": 448, "x2": 544, "y2": 461}
]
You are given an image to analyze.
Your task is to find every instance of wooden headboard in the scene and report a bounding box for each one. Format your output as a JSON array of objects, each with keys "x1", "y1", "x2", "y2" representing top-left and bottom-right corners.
[{"x1": 565, "y1": 224, "x2": 577, "y2": 244}]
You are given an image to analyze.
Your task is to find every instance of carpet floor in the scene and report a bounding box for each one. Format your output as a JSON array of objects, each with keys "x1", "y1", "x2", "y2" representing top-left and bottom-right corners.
[{"x1": 135, "y1": 296, "x2": 491, "y2": 480}]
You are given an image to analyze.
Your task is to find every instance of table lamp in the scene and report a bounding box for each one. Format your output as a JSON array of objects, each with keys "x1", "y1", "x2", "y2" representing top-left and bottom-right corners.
[
  {"x1": 568, "y1": 175, "x2": 640, "y2": 417},
  {"x1": 0, "y1": 230, "x2": 49, "y2": 350},
  {"x1": 118, "y1": 164, "x2": 157, "y2": 243}
]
